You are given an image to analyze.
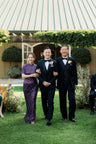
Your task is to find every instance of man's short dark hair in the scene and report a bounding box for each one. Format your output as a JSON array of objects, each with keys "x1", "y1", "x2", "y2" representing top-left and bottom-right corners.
[
  {"x1": 60, "y1": 45, "x2": 69, "y2": 50},
  {"x1": 43, "y1": 46, "x2": 51, "y2": 51}
]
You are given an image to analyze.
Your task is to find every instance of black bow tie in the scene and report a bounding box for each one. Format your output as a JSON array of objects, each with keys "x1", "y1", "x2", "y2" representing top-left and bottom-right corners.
[
  {"x1": 62, "y1": 57, "x2": 67, "y2": 60},
  {"x1": 44, "y1": 59, "x2": 51, "y2": 62}
]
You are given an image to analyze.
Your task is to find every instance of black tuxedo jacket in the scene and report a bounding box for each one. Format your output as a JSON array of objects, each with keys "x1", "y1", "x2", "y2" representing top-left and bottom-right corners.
[
  {"x1": 36, "y1": 59, "x2": 57, "y2": 88},
  {"x1": 56, "y1": 56, "x2": 78, "y2": 89}
]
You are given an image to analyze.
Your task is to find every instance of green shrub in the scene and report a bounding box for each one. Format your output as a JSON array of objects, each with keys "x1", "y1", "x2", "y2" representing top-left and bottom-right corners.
[
  {"x1": 2, "y1": 46, "x2": 22, "y2": 62},
  {"x1": 71, "y1": 48, "x2": 91, "y2": 64},
  {"x1": 7, "y1": 66, "x2": 21, "y2": 78}
]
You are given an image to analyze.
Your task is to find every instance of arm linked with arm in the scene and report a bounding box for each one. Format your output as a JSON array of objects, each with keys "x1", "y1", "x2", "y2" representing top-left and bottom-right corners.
[
  {"x1": 36, "y1": 61, "x2": 44, "y2": 84},
  {"x1": 49, "y1": 60, "x2": 58, "y2": 84}
]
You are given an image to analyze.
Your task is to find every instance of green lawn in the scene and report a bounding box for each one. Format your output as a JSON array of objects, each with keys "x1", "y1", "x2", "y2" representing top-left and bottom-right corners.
[{"x1": 0, "y1": 94, "x2": 96, "y2": 144}]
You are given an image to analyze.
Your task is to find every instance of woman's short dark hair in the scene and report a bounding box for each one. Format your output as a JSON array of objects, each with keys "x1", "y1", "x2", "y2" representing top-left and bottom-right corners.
[{"x1": 27, "y1": 52, "x2": 36, "y2": 59}]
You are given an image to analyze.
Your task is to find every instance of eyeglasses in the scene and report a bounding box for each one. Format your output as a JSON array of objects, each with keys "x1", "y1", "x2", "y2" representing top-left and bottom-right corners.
[{"x1": 28, "y1": 57, "x2": 33, "y2": 58}]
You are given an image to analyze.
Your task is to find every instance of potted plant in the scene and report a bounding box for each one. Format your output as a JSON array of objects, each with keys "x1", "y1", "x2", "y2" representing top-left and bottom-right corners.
[{"x1": 7, "y1": 66, "x2": 21, "y2": 78}]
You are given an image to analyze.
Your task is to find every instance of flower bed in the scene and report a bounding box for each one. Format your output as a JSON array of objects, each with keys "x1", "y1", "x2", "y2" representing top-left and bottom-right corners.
[{"x1": 0, "y1": 80, "x2": 24, "y2": 112}]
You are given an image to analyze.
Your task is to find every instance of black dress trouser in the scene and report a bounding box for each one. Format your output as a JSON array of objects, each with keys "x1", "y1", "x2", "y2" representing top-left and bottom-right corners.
[
  {"x1": 89, "y1": 94, "x2": 96, "y2": 110},
  {"x1": 59, "y1": 85, "x2": 76, "y2": 120},
  {"x1": 40, "y1": 86, "x2": 55, "y2": 120}
]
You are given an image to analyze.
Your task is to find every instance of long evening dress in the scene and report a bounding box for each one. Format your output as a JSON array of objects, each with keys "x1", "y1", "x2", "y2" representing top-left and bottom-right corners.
[{"x1": 22, "y1": 63, "x2": 38, "y2": 123}]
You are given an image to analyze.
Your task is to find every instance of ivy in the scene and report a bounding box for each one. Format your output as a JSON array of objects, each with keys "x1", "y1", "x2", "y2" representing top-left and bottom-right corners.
[
  {"x1": 0, "y1": 29, "x2": 12, "y2": 46},
  {"x1": 34, "y1": 30, "x2": 96, "y2": 47}
]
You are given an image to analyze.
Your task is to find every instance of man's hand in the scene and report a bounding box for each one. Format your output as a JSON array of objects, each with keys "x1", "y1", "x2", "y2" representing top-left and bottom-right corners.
[
  {"x1": 75, "y1": 85, "x2": 77, "y2": 89},
  {"x1": 53, "y1": 72, "x2": 58, "y2": 76},
  {"x1": 36, "y1": 69, "x2": 41, "y2": 74},
  {"x1": 43, "y1": 81, "x2": 50, "y2": 87}
]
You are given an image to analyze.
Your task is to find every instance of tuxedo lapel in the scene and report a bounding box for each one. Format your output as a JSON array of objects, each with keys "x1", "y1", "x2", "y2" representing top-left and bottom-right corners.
[
  {"x1": 60, "y1": 57, "x2": 66, "y2": 68},
  {"x1": 47, "y1": 59, "x2": 52, "y2": 71},
  {"x1": 66, "y1": 57, "x2": 71, "y2": 69},
  {"x1": 94, "y1": 74, "x2": 96, "y2": 82},
  {"x1": 48, "y1": 63, "x2": 51, "y2": 71},
  {"x1": 42, "y1": 59, "x2": 46, "y2": 73}
]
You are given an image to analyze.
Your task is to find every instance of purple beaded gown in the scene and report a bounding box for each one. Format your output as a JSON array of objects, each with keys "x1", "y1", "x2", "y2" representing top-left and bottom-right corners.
[{"x1": 22, "y1": 63, "x2": 38, "y2": 123}]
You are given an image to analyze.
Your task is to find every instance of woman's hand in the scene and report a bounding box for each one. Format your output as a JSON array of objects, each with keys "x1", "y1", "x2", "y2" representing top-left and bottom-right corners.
[
  {"x1": 22, "y1": 73, "x2": 38, "y2": 78},
  {"x1": 30, "y1": 73, "x2": 38, "y2": 78},
  {"x1": 30, "y1": 74, "x2": 34, "y2": 77}
]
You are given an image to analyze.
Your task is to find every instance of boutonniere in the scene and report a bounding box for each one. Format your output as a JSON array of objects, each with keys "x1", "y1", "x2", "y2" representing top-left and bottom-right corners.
[
  {"x1": 49, "y1": 61, "x2": 54, "y2": 67},
  {"x1": 68, "y1": 60, "x2": 72, "y2": 64}
]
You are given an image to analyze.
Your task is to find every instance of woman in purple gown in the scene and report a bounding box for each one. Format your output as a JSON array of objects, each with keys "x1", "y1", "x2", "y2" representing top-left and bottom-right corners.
[{"x1": 22, "y1": 53, "x2": 38, "y2": 124}]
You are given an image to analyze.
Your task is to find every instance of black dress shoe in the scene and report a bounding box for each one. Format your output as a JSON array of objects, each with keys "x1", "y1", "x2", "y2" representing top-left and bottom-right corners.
[
  {"x1": 90, "y1": 111, "x2": 94, "y2": 115},
  {"x1": 62, "y1": 118, "x2": 67, "y2": 121},
  {"x1": 46, "y1": 120, "x2": 52, "y2": 126},
  {"x1": 69, "y1": 118, "x2": 76, "y2": 122},
  {"x1": 45, "y1": 117, "x2": 48, "y2": 120}
]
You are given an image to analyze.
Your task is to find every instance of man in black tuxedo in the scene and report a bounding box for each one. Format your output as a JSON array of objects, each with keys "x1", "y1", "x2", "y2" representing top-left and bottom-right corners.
[
  {"x1": 89, "y1": 74, "x2": 96, "y2": 115},
  {"x1": 56, "y1": 45, "x2": 78, "y2": 122},
  {"x1": 36, "y1": 47, "x2": 56, "y2": 125}
]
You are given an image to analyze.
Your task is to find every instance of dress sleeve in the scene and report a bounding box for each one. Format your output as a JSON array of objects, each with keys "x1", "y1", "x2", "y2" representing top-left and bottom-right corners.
[{"x1": 22, "y1": 65, "x2": 25, "y2": 74}]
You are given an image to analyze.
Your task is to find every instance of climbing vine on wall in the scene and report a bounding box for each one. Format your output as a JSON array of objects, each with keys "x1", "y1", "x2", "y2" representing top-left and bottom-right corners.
[{"x1": 34, "y1": 30, "x2": 96, "y2": 47}]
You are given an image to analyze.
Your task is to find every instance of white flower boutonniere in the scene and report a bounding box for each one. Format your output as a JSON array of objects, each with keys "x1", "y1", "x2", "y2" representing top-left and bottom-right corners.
[
  {"x1": 68, "y1": 60, "x2": 72, "y2": 66},
  {"x1": 49, "y1": 61, "x2": 54, "y2": 67},
  {"x1": 68, "y1": 60, "x2": 72, "y2": 64}
]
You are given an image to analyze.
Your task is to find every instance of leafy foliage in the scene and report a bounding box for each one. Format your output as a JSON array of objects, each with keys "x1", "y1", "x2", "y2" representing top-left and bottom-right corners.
[
  {"x1": 34, "y1": 30, "x2": 96, "y2": 47},
  {"x1": 0, "y1": 29, "x2": 11, "y2": 46},
  {"x1": 71, "y1": 48, "x2": 91, "y2": 64},
  {"x1": 7, "y1": 66, "x2": 21, "y2": 78},
  {"x1": 75, "y1": 65, "x2": 90, "y2": 107},
  {"x1": 2, "y1": 46, "x2": 22, "y2": 62}
]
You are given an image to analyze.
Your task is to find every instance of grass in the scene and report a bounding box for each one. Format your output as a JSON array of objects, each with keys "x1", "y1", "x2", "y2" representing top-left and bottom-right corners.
[
  {"x1": 0, "y1": 90, "x2": 96, "y2": 144},
  {"x1": 10, "y1": 86, "x2": 23, "y2": 91}
]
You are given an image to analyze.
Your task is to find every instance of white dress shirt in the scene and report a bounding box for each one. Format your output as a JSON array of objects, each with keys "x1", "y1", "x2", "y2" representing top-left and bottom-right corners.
[
  {"x1": 44, "y1": 59, "x2": 51, "y2": 70},
  {"x1": 45, "y1": 61, "x2": 49, "y2": 70},
  {"x1": 62, "y1": 57, "x2": 68, "y2": 65}
]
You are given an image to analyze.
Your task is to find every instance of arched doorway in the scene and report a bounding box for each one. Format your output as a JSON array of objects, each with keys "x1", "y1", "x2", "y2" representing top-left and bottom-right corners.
[
  {"x1": 22, "y1": 43, "x2": 61, "y2": 65},
  {"x1": 33, "y1": 43, "x2": 61, "y2": 63}
]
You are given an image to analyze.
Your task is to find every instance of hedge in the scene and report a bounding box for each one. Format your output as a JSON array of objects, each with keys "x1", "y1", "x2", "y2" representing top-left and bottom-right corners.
[{"x1": 34, "y1": 30, "x2": 96, "y2": 47}]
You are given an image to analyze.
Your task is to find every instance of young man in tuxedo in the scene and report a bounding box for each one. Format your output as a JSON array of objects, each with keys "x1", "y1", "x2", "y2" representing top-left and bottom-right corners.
[
  {"x1": 89, "y1": 74, "x2": 96, "y2": 115},
  {"x1": 36, "y1": 47, "x2": 57, "y2": 126},
  {"x1": 56, "y1": 45, "x2": 78, "y2": 122}
]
